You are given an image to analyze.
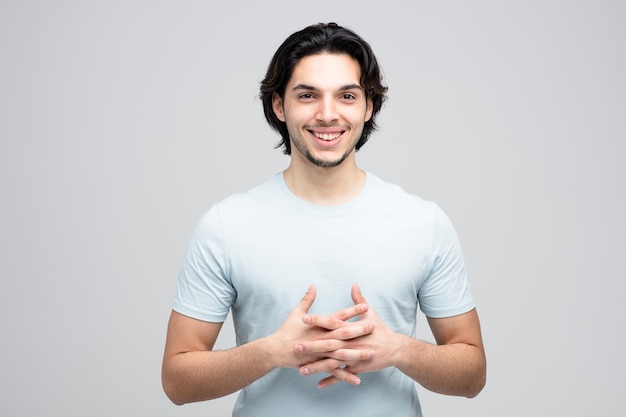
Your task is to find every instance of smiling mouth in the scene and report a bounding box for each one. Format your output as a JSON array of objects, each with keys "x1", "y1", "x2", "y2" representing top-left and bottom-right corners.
[{"x1": 310, "y1": 131, "x2": 343, "y2": 141}]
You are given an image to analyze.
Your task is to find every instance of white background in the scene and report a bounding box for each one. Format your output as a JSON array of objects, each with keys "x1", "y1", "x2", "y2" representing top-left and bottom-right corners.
[{"x1": 1, "y1": 1, "x2": 624, "y2": 415}]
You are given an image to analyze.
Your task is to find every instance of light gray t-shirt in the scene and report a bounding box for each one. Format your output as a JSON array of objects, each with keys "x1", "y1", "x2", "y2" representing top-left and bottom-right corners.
[{"x1": 173, "y1": 172, "x2": 474, "y2": 417}]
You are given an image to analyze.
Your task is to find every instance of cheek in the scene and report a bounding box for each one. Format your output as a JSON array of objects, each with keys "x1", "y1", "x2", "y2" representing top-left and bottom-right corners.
[
  {"x1": 349, "y1": 107, "x2": 371, "y2": 125},
  {"x1": 284, "y1": 106, "x2": 309, "y2": 125}
]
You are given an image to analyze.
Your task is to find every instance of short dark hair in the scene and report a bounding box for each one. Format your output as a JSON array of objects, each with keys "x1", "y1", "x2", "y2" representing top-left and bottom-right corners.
[{"x1": 260, "y1": 22, "x2": 388, "y2": 155}]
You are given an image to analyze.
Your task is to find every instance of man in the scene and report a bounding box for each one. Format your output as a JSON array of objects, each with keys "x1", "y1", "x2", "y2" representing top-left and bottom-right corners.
[{"x1": 162, "y1": 22, "x2": 486, "y2": 416}]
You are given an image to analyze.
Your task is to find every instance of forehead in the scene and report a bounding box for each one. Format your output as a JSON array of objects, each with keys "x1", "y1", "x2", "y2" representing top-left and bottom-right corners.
[{"x1": 287, "y1": 52, "x2": 362, "y2": 89}]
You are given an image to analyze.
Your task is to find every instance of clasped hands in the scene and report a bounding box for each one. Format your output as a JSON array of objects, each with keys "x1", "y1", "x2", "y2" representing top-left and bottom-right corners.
[{"x1": 273, "y1": 283, "x2": 397, "y2": 389}]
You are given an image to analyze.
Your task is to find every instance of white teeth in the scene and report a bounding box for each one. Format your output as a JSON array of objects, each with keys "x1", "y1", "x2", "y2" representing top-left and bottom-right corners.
[{"x1": 313, "y1": 132, "x2": 341, "y2": 141}]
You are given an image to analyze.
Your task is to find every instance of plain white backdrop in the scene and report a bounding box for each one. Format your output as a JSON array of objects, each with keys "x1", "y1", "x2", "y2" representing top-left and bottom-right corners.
[{"x1": 1, "y1": 1, "x2": 624, "y2": 415}]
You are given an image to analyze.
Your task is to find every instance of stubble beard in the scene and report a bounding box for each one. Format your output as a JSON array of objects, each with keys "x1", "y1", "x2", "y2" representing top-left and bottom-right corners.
[
  {"x1": 293, "y1": 141, "x2": 355, "y2": 168},
  {"x1": 289, "y1": 125, "x2": 362, "y2": 168}
]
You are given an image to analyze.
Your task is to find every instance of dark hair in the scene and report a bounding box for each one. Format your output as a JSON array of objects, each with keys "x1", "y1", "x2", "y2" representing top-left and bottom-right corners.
[{"x1": 260, "y1": 22, "x2": 388, "y2": 155}]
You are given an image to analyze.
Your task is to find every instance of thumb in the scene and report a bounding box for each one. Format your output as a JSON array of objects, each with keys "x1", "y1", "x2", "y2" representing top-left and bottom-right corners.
[
  {"x1": 351, "y1": 283, "x2": 367, "y2": 305},
  {"x1": 297, "y1": 284, "x2": 316, "y2": 313}
]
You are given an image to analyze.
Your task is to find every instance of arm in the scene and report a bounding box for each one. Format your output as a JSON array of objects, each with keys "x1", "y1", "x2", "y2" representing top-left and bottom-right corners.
[
  {"x1": 161, "y1": 312, "x2": 274, "y2": 405},
  {"x1": 398, "y1": 309, "x2": 486, "y2": 397},
  {"x1": 161, "y1": 285, "x2": 375, "y2": 405},
  {"x1": 297, "y1": 284, "x2": 486, "y2": 397}
]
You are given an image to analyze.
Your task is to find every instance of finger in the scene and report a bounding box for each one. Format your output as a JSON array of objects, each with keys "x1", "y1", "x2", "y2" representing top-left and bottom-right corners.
[
  {"x1": 295, "y1": 338, "x2": 344, "y2": 354},
  {"x1": 317, "y1": 374, "x2": 340, "y2": 389},
  {"x1": 327, "y1": 348, "x2": 374, "y2": 361},
  {"x1": 320, "y1": 367, "x2": 360, "y2": 388},
  {"x1": 300, "y1": 358, "x2": 343, "y2": 376},
  {"x1": 299, "y1": 349, "x2": 372, "y2": 375},
  {"x1": 300, "y1": 360, "x2": 361, "y2": 386},
  {"x1": 296, "y1": 340, "x2": 375, "y2": 361},
  {"x1": 324, "y1": 322, "x2": 374, "y2": 341},
  {"x1": 351, "y1": 283, "x2": 367, "y2": 305},
  {"x1": 299, "y1": 320, "x2": 374, "y2": 341},
  {"x1": 295, "y1": 284, "x2": 316, "y2": 314},
  {"x1": 302, "y1": 314, "x2": 345, "y2": 330},
  {"x1": 329, "y1": 302, "x2": 369, "y2": 321},
  {"x1": 303, "y1": 305, "x2": 368, "y2": 330}
]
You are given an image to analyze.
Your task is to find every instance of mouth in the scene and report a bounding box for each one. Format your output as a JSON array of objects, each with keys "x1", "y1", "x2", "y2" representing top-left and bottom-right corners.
[{"x1": 309, "y1": 130, "x2": 344, "y2": 141}]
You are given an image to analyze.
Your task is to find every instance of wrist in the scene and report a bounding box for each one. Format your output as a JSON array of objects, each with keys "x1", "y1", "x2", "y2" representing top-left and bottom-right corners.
[
  {"x1": 392, "y1": 333, "x2": 426, "y2": 370},
  {"x1": 256, "y1": 333, "x2": 287, "y2": 370}
]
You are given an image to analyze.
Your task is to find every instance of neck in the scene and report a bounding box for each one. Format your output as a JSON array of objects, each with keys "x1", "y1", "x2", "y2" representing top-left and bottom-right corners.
[{"x1": 283, "y1": 158, "x2": 366, "y2": 206}]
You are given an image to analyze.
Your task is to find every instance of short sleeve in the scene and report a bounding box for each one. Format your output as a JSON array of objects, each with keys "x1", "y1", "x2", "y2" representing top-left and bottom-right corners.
[
  {"x1": 172, "y1": 205, "x2": 235, "y2": 322},
  {"x1": 418, "y1": 206, "x2": 474, "y2": 318}
]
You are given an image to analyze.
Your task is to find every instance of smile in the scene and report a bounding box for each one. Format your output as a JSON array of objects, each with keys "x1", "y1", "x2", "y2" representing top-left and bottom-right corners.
[{"x1": 310, "y1": 131, "x2": 343, "y2": 141}]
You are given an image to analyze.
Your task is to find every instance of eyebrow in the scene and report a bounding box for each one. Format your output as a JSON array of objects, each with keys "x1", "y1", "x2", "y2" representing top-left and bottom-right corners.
[{"x1": 291, "y1": 83, "x2": 363, "y2": 92}]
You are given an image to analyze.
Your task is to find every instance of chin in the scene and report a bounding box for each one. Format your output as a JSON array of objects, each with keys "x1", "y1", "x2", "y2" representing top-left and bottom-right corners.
[{"x1": 307, "y1": 153, "x2": 350, "y2": 168}]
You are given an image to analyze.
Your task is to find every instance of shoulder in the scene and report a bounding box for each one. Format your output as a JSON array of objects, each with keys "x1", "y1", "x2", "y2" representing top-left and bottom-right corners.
[
  {"x1": 364, "y1": 173, "x2": 458, "y2": 236},
  {"x1": 365, "y1": 172, "x2": 440, "y2": 214},
  {"x1": 220, "y1": 174, "x2": 280, "y2": 204},
  {"x1": 207, "y1": 174, "x2": 283, "y2": 214},
  {"x1": 194, "y1": 174, "x2": 286, "y2": 233}
]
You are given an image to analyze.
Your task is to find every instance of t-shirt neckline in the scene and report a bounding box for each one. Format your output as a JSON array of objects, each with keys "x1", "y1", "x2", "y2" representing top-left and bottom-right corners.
[{"x1": 274, "y1": 171, "x2": 372, "y2": 214}]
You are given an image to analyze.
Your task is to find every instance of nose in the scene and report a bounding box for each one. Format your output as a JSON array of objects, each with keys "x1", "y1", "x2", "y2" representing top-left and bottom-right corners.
[{"x1": 316, "y1": 96, "x2": 338, "y2": 123}]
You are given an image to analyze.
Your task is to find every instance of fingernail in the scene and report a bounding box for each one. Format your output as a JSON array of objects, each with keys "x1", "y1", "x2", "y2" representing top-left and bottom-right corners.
[
  {"x1": 295, "y1": 344, "x2": 303, "y2": 353},
  {"x1": 302, "y1": 315, "x2": 311, "y2": 324},
  {"x1": 301, "y1": 367, "x2": 310, "y2": 375},
  {"x1": 352, "y1": 377, "x2": 361, "y2": 385},
  {"x1": 368, "y1": 350, "x2": 375, "y2": 359}
]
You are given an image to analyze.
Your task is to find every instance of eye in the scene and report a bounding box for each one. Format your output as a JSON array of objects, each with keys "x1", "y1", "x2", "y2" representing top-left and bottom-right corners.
[
  {"x1": 298, "y1": 93, "x2": 315, "y2": 100},
  {"x1": 341, "y1": 93, "x2": 357, "y2": 100}
]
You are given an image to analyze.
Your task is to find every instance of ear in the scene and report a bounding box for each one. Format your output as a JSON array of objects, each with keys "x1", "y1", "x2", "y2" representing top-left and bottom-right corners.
[
  {"x1": 365, "y1": 97, "x2": 374, "y2": 122},
  {"x1": 272, "y1": 92, "x2": 285, "y2": 122}
]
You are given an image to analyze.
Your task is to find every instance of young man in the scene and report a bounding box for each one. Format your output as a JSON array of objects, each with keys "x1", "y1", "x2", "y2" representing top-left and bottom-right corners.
[{"x1": 162, "y1": 23, "x2": 486, "y2": 416}]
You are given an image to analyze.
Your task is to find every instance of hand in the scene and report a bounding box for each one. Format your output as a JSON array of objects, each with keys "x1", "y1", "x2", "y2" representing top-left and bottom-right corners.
[
  {"x1": 295, "y1": 293, "x2": 376, "y2": 386},
  {"x1": 297, "y1": 284, "x2": 401, "y2": 388},
  {"x1": 268, "y1": 285, "x2": 375, "y2": 376}
]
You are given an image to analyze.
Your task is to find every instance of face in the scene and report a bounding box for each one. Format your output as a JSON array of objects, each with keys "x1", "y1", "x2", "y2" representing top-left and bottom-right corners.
[{"x1": 272, "y1": 53, "x2": 373, "y2": 168}]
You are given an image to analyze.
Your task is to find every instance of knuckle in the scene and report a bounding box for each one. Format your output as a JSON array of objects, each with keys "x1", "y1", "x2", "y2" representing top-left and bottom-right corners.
[
  {"x1": 333, "y1": 311, "x2": 347, "y2": 320},
  {"x1": 336, "y1": 328, "x2": 353, "y2": 339},
  {"x1": 322, "y1": 340, "x2": 336, "y2": 350},
  {"x1": 323, "y1": 359, "x2": 340, "y2": 372},
  {"x1": 334, "y1": 349, "x2": 349, "y2": 360},
  {"x1": 330, "y1": 318, "x2": 344, "y2": 329}
]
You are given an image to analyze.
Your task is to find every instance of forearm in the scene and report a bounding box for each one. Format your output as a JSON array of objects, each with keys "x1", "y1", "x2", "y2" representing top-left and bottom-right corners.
[
  {"x1": 162, "y1": 287, "x2": 375, "y2": 404},
  {"x1": 394, "y1": 334, "x2": 486, "y2": 398},
  {"x1": 162, "y1": 336, "x2": 277, "y2": 405}
]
